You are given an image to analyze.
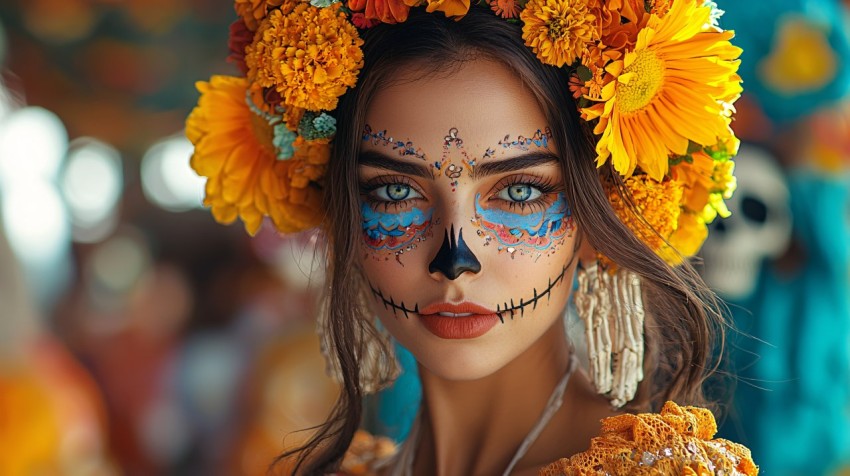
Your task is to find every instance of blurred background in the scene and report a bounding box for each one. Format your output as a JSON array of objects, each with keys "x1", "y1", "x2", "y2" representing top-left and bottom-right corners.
[{"x1": 0, "y1": 0, "x2": 848, "y2": 475}]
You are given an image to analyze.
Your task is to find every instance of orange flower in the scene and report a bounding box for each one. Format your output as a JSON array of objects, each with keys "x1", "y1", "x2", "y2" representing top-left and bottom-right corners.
[
  {"x1": 489, "y1": 0, "x2": 521, "y2": 19},
  {"x1": 186, "y1": 75, "x2": 325, "y2": 235},
  {"x1": 234, "y1": 0, "x2": 290, "y2": 31},
  {"x1": 568, "y1": 73, "x2": 587, "y2": 100},
  {"x1": 285, "y1": 137, "x2": 330, "y2": 224},
  {"x1": 541, "y1": 402, "x2": 758, "y2": 476},
  {"x1": 348, "y1": 0, "x2": 411, "y2": 24},
  {"x1": 608, "y1": 175, "x2": 684, "y2": 264},
  {"x1": 420, "y1": 0, "x2": 471, "y2": 19},
  {"x1": 648, "y1": 0, "x2": 673, "y2": 17},
  {"x1": 245, "y1": 3, "x2": 364, "y2": 112},
  {"x1": 520, "y1": 0, "x2": 600, "y2": 67}
]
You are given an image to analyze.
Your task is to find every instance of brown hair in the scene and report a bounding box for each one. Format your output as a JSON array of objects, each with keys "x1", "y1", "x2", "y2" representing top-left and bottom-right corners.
[{"x1": 278, "y1": 8, "x2": 728, "y2": 474}]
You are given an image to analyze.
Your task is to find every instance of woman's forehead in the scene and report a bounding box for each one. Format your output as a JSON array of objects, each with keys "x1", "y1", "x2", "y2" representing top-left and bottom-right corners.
[{"x1": 363, "y1": 58, "x2": 549, "y2": 157}]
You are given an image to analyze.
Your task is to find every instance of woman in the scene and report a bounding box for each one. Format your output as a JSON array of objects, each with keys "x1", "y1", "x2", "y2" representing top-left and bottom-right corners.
[{"x1": 187, "y1": 0, "x2": 755, "y2": 474}]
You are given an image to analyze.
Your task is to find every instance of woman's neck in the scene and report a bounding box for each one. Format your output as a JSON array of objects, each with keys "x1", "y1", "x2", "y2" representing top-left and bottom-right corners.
[{"x1": 413, "y1": 321, "x2": 617, "y2": 476}]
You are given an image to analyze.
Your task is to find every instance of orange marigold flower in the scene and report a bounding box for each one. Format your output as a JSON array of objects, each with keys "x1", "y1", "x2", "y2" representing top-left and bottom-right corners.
[
  {"x1": 520, "y1": 0, "x2": 600, "y2": 67},
  {"x1": 186, "y1": 75, "x2": 325, "y2": 235},
  {"x1": 234, "y1": 0, "x2": 290, "y2": 31},
  {"x1": 418, "y1": 0, "x2": 471, "y2": 19},
  {"x1": 245, "y1": 3, "x2": 364, "y2": 112},
  {"x1": 540, "y1": 402, "x2": 758, "y2": 476},
  {"x1": 608, "y1": 175, "x2": 685, "y2": 265},
  {"x1": 489, "y1": 0, "x2": 521, "y2": 19},
  {"x1": 348, "y1": 0, "x2": 411, "y2": 23},
  {"x1": 286, "y1": 137, "x2": 330, "y2": 214},
  {"x1": 568, "y1": 73, "x2": 587, "y2": 100}
]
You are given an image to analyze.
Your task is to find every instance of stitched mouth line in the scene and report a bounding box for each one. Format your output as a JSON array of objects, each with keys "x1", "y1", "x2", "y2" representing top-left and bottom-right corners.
[
  {"x1": 495, "y1": 263, "x2": 568, "y2": 321},
  {"x1": 369, "y1": 284, "x2": 419, "y2": 319},
  {"x1": 367, "y1": 262, "x2": 570, "y2": 323}
]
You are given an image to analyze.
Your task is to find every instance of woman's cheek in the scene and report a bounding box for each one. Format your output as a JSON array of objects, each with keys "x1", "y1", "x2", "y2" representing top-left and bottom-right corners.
[
  {"x1": 360, "y1": 202, "x2": 435, "y2": 264},
  {"x1": 471, "y1": 192, "x2": 574, "y2": 259}
]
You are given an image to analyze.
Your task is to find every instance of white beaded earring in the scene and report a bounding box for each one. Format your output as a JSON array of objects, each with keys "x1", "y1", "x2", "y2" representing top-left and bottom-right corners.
[{"x1": 575, "y1": 261, "x2": 645, "y2": 408}]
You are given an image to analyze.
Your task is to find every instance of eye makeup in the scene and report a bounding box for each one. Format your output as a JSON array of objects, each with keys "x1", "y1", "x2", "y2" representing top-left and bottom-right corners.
[
  {"x1": 473, "y1": 191, "x2": 574, "y2": 258},
  {"x1": 361, "y1": 202, "x2": 434, "y2": 264}
]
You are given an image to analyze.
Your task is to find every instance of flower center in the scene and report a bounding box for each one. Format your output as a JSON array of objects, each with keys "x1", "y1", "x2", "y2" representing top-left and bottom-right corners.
[
  {"x1": 618, "y1": 49, "x2": 665, "y2": 113},
  {"x1": 547, "y1": 18, "x2": 568, "y2": 40},
  {"x1": 249, "y1": 110, "x2": 277, "y2": 154}
]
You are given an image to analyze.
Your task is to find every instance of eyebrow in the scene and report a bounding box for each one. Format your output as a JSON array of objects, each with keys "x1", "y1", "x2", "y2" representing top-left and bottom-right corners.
[
  {"x1": 473, "y1": 152, "x2": 560, "y2": 179},
  {"x1": 358, "y1": 150, "x2": 432, "y2": 178}
]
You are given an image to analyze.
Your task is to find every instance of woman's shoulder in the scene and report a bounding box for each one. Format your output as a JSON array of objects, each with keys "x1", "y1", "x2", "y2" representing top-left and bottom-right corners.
[{"x1": 540, "y1": 401, "x2": 759, "y2": 476}]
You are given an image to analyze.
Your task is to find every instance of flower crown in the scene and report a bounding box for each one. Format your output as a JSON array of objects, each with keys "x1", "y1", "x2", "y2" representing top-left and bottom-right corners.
[{"x1": 186, "y1": 0, "x2": 743, "y2": 265}]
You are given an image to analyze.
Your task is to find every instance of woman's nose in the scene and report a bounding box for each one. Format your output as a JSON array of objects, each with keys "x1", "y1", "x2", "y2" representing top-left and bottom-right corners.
[{"x1": 428, "y1": 225, "x2": 481, "y2": 280}]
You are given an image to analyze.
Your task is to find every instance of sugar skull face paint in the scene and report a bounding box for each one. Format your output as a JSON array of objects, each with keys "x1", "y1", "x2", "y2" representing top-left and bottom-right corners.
[
  {"x1": 357, "y1": 59, "x2": 584, "y2": 382},
  {"x1": 473, "y1": 191, "x2": 574, "y2": 255},
  {"x1": 362, "y1": 204, "x2": 433, "y2": 250},
  {"x1": 360, "y1": 178, "x2": 434, "y2": 266}
]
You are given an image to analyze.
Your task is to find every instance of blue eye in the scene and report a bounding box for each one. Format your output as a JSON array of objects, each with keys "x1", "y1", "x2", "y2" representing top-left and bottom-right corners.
[
  {"x1": 374, "y1": 183, "x2": 422, "y2": 201},
  {"x1": 498, "y1": 184, "x2": 542, "y2": 202}
]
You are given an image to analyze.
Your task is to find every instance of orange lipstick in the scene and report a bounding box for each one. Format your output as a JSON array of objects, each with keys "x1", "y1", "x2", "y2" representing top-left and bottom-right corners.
[{"x1": 418, "y1": 302, "x2": 501, "y2": 339}]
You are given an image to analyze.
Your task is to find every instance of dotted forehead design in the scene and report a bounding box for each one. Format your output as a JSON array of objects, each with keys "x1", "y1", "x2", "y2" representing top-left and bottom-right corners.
[
  {"x1": 362, "y1": 124, "x2": 427, "y2": 160},
  {"x1": 498, "y1": 128, "x2": 552, "y2": 151}
]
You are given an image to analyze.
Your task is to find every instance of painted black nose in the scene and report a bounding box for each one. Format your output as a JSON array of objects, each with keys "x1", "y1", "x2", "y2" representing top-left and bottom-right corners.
[{"x1": 428, "y1": 226, "x2": 481, "y2": 280}]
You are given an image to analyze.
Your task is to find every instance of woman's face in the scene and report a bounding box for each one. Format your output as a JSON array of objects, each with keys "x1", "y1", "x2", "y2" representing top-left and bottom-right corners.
[{"x1": 358, "y1": 58, "x2": 580, "y2": 380}]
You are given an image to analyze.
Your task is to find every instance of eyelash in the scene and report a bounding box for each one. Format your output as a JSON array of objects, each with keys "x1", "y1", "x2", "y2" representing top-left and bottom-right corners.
[
  {"x1": 489, "y1": 174, "x2": 562, "y2": 213},
  {"x1": 359, "y1": 175, "x2": 425, "y2": 212}
]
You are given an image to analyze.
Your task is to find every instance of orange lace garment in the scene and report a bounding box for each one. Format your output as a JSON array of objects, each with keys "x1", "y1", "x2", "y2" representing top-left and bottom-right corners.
[
  {"x1": 540, "y1": 401, "x2": 758, "y2": 476},
  {"x1": 337, "y1": 401, "x2": 758, "y2": 475}
]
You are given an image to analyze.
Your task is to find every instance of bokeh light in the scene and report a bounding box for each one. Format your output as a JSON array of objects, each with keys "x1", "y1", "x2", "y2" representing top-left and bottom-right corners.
[
  {"x1": 0, "y1": 106, "x2": 68, "y2": 183},
  {"x1": 1, "y1": 178, "x2": 70, "y2": 262},
  {"x1": 141, "y1": 135, "x2": 205, "y2": 212},
  {"x1": 1, "y1": 177, "x2": 72, "y2": 308},
  {"x1": 61, "y1": 138, "x2": 124, "y2": 243}
]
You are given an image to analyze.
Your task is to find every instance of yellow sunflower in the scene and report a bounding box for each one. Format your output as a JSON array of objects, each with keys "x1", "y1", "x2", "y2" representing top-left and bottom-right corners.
[
  {"x1": 520, "y1": 0, "x2": 600, "y2": 67},
  {"x1": 245, "y1": 3, "x2": 364, "y2": 112},
  {"x1": 186, "y1": 75, "x2": 325, "y2": 235},
  {"x1": 585, "y1": 0, "x2": 742, "y2": 181}
]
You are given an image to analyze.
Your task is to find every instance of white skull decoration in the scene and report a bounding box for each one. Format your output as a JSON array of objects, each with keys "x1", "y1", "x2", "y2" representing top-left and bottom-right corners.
[{"x1": 701, "y1": 144, "x2": 793, "y2": 300}]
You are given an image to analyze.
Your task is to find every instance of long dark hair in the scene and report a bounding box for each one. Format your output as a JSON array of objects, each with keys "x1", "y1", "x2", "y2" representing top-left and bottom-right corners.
[{"x1": 278, "y1": 7, "x2": 728, "y2": 474}]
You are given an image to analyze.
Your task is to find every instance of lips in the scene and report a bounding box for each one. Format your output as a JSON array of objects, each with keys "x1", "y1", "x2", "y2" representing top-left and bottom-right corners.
[{"x1": 418, "y1": 302, "x2": 501, "y2": 339}]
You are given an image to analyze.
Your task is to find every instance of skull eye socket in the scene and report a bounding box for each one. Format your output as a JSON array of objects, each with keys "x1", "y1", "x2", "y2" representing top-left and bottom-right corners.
[{"x1": 741, "y1": 195, "x2": 768, "y2": 224}]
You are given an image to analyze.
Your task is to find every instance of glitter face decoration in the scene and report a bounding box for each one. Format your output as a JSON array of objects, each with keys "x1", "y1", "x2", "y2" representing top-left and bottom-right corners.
[
  {"x1": 473, "y1": 192, "x2": 573, "y2": 254},
  {"x1": 361, "y1": 203, "x2": 434, "y2": 264},
  {"x1": 362, "y1": 124, "x2": 427, "y2": 160},
  {"x1": 434, "y1": 127, "x2": 477, "y2": 192},
  {"x1": 498, "y1": 128, "x2": 552, "y2": 151}
]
